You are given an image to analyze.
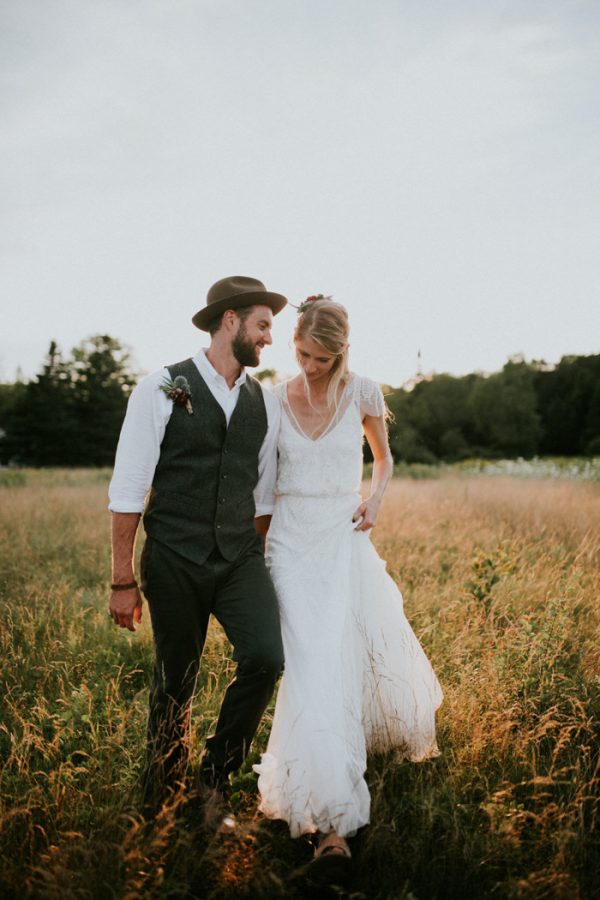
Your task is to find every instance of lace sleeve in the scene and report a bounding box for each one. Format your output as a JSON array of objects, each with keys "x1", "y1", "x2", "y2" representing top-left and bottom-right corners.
[{"x1": 358, "y1": 376, "x2": 385, "y2": 418}]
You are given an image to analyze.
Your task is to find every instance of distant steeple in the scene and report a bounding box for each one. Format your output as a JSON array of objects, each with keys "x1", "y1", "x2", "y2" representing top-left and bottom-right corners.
[{"x1": 402, "y1": 348, "x2": 427, "y2": 391}]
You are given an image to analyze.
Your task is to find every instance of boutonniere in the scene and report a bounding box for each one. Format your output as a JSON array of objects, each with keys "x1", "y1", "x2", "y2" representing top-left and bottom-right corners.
[{"x1": 160, "y1": 375, "x2": 193, "y2": 414}]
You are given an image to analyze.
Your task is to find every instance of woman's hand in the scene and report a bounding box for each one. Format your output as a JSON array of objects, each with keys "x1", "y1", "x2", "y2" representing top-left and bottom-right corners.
[
  {"x1": 352, "y1": 496, "x2": 381, "y2": 531},
  {"x1": 357, "y1": 412, "x2": 393, "y2": 533}
]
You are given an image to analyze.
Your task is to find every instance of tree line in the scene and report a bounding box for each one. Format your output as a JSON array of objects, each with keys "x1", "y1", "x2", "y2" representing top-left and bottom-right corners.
[
  {"x1": 385, "y1": 354, "x2": 600, "y2": 462},
  {"x1": 0, "y1": 336, "x2": 136, "y2": 467},
  {"x1": 0, "y1": 338, "x2": 598, "y2": 467}
]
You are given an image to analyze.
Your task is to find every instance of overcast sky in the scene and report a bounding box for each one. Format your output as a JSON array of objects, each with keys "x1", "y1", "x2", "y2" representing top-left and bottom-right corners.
[{"x1": 2, "y1": 0, "x2": 599, "y2": 386}]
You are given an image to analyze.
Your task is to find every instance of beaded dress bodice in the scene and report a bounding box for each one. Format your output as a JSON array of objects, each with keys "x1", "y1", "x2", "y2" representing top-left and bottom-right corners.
[{"x1": 274, "y1": 374, "x2": 384, "y2": 498}]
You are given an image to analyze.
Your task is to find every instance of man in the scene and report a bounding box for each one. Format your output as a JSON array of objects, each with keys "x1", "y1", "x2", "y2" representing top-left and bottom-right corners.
[{"x1": 108, "y1": 275, "x2": 287, "y2": 825}]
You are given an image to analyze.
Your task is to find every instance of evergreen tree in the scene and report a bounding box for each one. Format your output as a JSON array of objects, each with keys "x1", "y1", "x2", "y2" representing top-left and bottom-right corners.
[
  {"x1": 0, "y1": 381, "x2": 27, "y2": 436},
  {"x1": 69, "y1": 335, "x2": 137, "y2": 465},
  {"x1": 1, "y1": 342, "x2": 76, "y2": 465},
  {"x1": 0, "y1": 337, "x2": 136, "y2": 466}
]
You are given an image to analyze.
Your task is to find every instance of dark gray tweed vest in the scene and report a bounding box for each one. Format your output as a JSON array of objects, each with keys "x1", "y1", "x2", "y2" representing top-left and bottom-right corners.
[{"x1": 143, "y1": 358, "x2": 268, "y2": 564}]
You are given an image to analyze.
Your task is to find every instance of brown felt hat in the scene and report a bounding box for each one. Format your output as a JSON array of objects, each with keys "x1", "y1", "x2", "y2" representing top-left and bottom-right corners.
[{"x1": 192, "y1": 275, "x2": 288, "y2": 331}]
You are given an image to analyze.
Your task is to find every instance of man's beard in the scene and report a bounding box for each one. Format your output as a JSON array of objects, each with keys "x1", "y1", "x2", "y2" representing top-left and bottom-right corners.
[{"x1": 232, "y1": 322, "x2": 261, "y2": 367}]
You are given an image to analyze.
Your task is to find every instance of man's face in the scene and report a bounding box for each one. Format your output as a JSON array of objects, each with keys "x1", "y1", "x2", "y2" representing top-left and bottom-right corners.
[{"x1": 232, "y1": 305, "x2": 273, "y2": 367}]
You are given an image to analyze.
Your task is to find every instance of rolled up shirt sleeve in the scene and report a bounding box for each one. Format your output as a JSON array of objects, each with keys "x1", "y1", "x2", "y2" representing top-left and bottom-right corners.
[
  {"x1": 254, "y1": 387, "x2": 280, "y2": 517},
  {"x1": 108, "y1": 369, "x2": 172, "y2": 513}
]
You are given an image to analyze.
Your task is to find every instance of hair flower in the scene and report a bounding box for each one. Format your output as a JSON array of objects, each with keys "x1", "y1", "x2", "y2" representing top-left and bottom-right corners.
[
  {"x1": 293, "y1": 293, "x2": 333, "y2": 314},
  {"x1": 160, "y1": 375, "x2": 193, "y2": 414}
]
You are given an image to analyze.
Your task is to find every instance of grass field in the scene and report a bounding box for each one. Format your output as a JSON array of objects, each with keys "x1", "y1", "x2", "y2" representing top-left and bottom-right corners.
[{"x1": 0, "y1": 469, "x2": 599, "y2": 899}]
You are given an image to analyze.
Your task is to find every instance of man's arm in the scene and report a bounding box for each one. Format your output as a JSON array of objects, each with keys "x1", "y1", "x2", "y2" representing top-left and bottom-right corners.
[
  {"x1": 109, "y1": 512, "x2": 143, "y2": 632},
  {"x1": 107, "y1": 371, "x2": 171, "y2": 632}
]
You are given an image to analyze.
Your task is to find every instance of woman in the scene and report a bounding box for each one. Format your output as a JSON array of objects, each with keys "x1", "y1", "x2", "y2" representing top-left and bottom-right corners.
[{"x1": 254, "y1": 296, "x2": 442, "y2": 862}]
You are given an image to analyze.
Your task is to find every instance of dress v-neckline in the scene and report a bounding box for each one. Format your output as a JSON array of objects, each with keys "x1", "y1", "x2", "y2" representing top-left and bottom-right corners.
[{"x1": 283, "y1": 380, "x2": 353, "y2": 443}]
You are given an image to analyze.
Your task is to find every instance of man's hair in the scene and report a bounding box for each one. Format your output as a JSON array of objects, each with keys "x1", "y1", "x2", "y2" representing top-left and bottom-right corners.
[{"x1": 207, "y1": 305, "x2": 254, "y2": 337}]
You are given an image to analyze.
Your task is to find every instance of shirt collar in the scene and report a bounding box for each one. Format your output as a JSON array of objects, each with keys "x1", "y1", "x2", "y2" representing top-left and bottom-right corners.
[{"x1": 194, "y1": 349, "x2": 247, "y2": 390}]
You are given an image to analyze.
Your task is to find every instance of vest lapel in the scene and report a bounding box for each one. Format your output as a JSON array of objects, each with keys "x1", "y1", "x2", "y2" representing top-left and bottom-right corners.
[{"x1": 227, "y1": 378, "x2": 254, "y2": 432}]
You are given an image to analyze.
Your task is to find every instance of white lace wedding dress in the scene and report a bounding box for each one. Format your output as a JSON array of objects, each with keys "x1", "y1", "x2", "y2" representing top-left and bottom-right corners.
[{"x1": 254, "y1": 374, "x2": 442, "y2": 838}]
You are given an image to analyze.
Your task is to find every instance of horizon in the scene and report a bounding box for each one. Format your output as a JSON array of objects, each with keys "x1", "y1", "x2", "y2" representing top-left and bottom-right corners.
[{"x1": 2, "y1": 334, "x2": 595, "y2": 392}]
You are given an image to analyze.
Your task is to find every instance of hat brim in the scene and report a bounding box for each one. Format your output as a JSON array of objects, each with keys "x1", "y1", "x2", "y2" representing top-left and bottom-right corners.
[{"x1": 192, "y1": 292, "x2": 288, "y2": 331}]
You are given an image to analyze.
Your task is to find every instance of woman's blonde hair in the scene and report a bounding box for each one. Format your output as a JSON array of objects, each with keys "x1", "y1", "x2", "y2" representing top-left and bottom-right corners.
[{"x1": 294, "y1": 296, "x2": 350, "y2": 406}]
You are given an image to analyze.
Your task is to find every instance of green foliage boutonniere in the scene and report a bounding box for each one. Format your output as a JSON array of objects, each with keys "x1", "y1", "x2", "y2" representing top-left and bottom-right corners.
[{"x1": 160, "y1": 375, "x2": 193, "y2": 414}]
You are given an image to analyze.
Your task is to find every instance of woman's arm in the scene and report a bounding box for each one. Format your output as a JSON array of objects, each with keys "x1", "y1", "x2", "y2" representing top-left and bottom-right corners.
[{"x1": 352, "y1": 414, "x2": 394, "y2": 531}]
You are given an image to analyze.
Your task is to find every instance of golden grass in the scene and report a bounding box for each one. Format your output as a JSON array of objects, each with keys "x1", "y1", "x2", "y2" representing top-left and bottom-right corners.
[{"x1": 0, "y1": 469, "x2": 598, "y2": 899}]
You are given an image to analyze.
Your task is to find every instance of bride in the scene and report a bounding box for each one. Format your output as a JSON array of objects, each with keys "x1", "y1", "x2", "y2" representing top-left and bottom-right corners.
[{"x1": 254, "y1": 296, "x2": 442, "y2": 863}]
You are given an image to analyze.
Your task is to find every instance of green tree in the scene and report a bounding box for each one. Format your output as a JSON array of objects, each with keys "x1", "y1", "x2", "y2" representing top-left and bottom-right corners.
[
  {"x1": 0, "y1": 336, "x2": 137, "y2": 466},
  {"x1": 0, "y1": 381, "x2": 27, "y2": 433},
  {"x1": 386, "y1": 388, "x2": 437, "y2": 463},
  {"x1": 535, "y1": 355, "x2": 600, "y2": 455},
  {"x1": 583, "y1": 380, "x2": 600, "y2": 454},
  {"x1": 406, "y1": 374, "x2": 476, "y2": 460},
  {"x1": 470, "y1": 358, "x2": 542, "y2": 458},
  {"x1": 1, "y1": 342, "x2": 77, "y2": 465},
  {"x1": 69, "y1": 335, "x2": 137, "y2": 465},
  {"x1": 255, "y1": 368, "x2": 276, "y2": 383}
]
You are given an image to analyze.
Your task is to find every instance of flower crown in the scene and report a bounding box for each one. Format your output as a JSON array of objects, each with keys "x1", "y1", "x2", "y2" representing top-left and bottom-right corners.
[{"x1": 292, "y1": 293, "x2": 333, "y2": 315}]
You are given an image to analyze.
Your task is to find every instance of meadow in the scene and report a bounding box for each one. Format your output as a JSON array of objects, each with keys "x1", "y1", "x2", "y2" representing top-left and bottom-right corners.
[{"x1": 0, "y1": 468, "x2": 598, "y2": 899}]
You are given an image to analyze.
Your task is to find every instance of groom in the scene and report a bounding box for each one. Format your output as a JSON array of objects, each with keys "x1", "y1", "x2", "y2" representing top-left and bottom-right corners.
[{"x1": 108, "y1": 276, "x2": 287, "y2": 824}]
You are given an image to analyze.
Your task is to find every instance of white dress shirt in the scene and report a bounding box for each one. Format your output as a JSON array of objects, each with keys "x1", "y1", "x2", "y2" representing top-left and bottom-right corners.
[{"x1": 108, "y1": 349, "x2": 280, "y2": 516}]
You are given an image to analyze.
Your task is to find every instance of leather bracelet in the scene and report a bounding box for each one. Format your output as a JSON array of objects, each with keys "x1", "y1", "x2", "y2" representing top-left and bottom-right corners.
[{"x1": 110, "y1": 581, "x2": 138, "y2": 591}]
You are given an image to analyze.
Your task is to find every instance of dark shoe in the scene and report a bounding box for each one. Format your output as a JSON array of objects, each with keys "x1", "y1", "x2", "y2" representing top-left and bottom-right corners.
[
  {"x1": 314, "y1": 832, "x2": 351, "y2": 860},
  {"x1": 309, "y1": 833, "x2": 352, "y2": 887},
  {"x1": 195, "y1": 782, "x2": 237, "y2": 835}
]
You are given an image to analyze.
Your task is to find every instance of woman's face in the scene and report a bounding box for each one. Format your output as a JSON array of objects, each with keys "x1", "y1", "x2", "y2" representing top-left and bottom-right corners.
[{"x1": 295, "y1": 335, "x2": 338, "y2": 384}]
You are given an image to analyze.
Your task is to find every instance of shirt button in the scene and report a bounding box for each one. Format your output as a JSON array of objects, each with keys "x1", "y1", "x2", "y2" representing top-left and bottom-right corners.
[
  {"x1": 216, "y1": 524, "x2": 222, "y2": 529},
  {"x1": 220, "y1": 497, "x2": 225, "y2": 504}
]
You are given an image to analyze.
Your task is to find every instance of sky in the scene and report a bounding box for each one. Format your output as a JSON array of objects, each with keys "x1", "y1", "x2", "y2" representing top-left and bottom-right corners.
[{"x1": 2, "y1": 0, "x2": 599, "y2": 387}]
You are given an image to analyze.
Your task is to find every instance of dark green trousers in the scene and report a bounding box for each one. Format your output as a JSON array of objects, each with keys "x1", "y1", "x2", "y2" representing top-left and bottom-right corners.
[{"x1": 140, "y1": 536, "x2": 283, "y2": 809}]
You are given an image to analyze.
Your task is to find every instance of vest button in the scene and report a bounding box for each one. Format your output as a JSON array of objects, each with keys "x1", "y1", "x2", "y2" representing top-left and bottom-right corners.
[
  {"x1": 216, "y1": 524, "x2": 222, "y2": 529},
  {"x1": 220, "y1": 497, "x2": 225, "y2": 504}
]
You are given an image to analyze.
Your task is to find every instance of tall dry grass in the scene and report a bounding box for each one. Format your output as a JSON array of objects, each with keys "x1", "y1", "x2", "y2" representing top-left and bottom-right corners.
[{"x1": 0, "y1": 469, "x2": 598, "y2": 899}]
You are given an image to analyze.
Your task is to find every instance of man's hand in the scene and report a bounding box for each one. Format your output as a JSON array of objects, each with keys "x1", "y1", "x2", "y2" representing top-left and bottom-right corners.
[
  {"x1": 254, "y1": 515, "x2": 272, "y2": 537},
  {"x1": 109, "y1": 586, "x2": 143, "y2": 632},
  {"x1": 110, "y1": 512, "x2": 142, "y2": 631},
  {"x1": 254, "y1": 514, "x2": 272, "y2": 552}
]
